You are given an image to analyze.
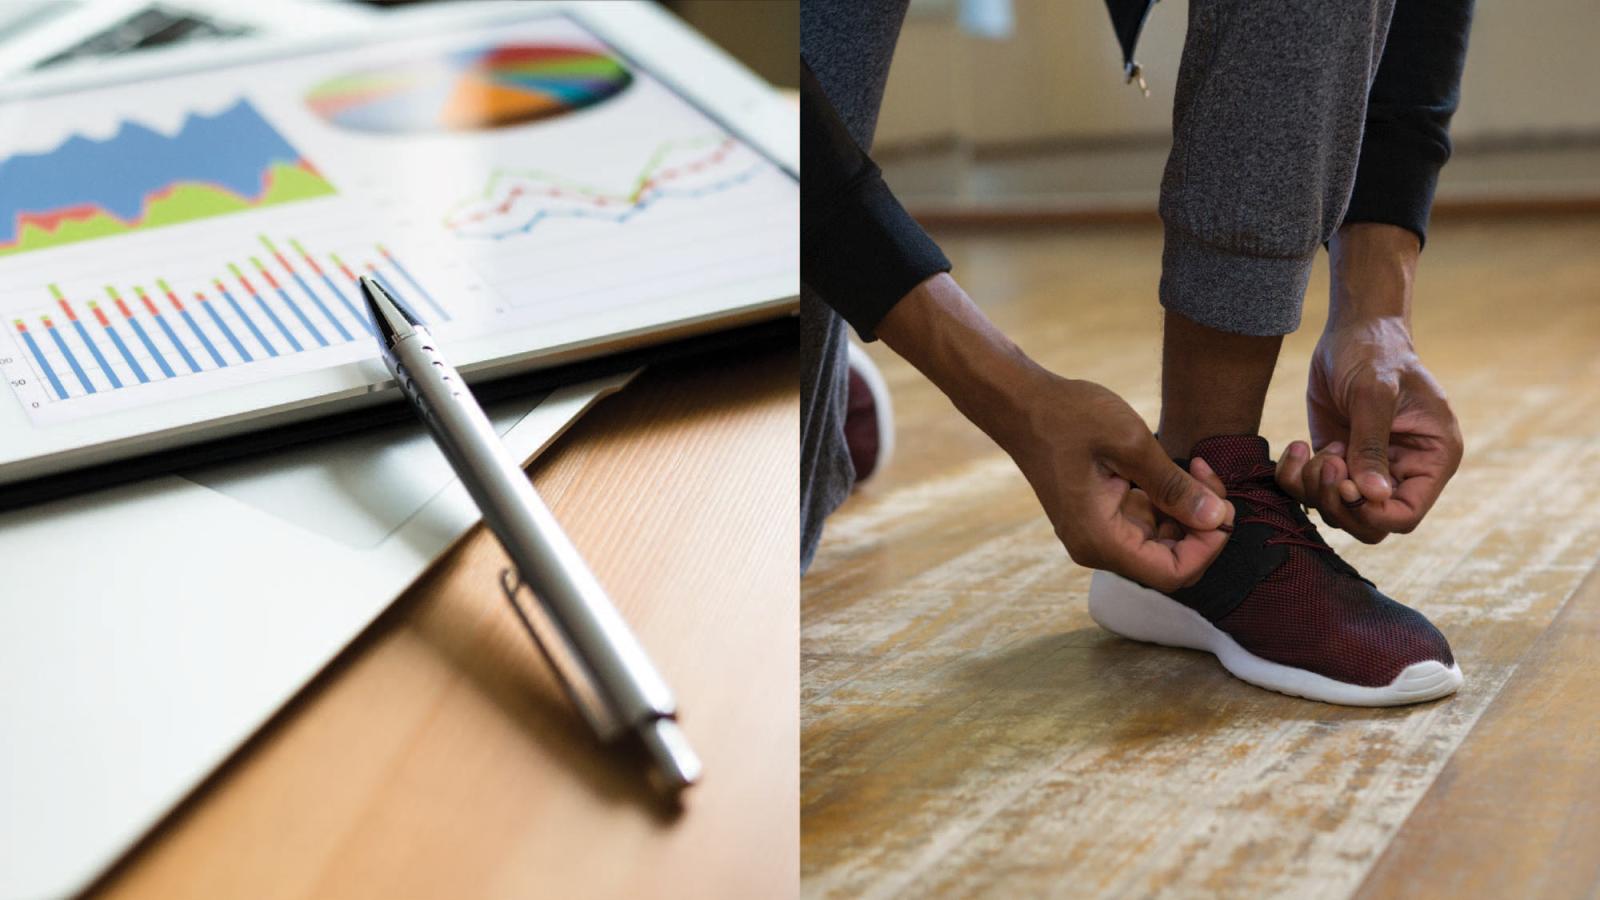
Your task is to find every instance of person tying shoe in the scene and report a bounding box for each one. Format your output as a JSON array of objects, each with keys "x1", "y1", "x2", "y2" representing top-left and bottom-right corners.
[{"x1": 801, "y1": 0, "x2": 1473, "y2": 705}]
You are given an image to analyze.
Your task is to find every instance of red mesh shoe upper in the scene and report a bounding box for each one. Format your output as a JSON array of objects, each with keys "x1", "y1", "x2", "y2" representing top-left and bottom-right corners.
[
  {"x1": 844, "y1": 368, "x2": 881, "y2": 481},
  {"x1": 1176, "y1": 435, "x2": 1454, "y2": 688}
]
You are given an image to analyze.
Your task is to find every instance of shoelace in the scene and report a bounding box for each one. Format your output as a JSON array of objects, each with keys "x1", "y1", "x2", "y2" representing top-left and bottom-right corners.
[{"x1": 1222, "y1": 462, "x2": 1333, "y2": 552}]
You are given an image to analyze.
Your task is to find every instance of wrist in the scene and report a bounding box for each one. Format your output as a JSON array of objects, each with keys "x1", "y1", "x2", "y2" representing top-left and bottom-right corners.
[
  {"x1": 876, "y1": 273, "x2": 1050, "y2": 450},
  {"x1": 1327, "y1": 223, "x2": 1419, "y2": 332}
]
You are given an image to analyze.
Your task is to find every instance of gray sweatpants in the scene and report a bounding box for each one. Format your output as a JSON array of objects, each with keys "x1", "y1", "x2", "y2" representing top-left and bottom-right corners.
[
  {"x1": 800, "y1": 0, "x2": 908, "y2": 571},
  {"x1": 801, "y1": 0, "x2": 1396, "y2": 570}
]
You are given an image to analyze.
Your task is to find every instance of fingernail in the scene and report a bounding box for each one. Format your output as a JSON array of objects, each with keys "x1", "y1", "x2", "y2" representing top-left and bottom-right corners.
[
  {"x1": 1194, "y1": 493, "x2": 1224, "y2": 525},
  {"x1": 1288, "y1": 442, "x2": 1308, "y2": 460},
  {"x1": 1338, "y1": 480, "x2": 1361, "y2": 503}
]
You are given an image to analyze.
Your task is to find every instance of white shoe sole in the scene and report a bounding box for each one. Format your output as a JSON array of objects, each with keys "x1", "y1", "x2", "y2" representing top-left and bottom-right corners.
[{"x1": 1087, "y1": 571, "x2": 1463, "y2": 707}]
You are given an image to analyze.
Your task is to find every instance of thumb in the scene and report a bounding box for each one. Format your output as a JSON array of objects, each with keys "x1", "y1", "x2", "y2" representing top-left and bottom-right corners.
[
  {"x1": 1189, "y1": 456, "x2": 1229, "y2": 503},
  {"x1": 1118, "y1": 435, "x2": 1228, "y2": 531},
  {"x1": 1347, "y1": 379, "x2": 1398, "y2": 502}
]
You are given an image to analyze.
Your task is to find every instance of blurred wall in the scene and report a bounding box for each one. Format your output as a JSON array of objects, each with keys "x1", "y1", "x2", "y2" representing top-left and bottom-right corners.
[
  {"x1": 666, "y1": 0, "x2": 797, "y2": 88},
  {"x1": 367, "y1": 1, "x2": 798, "y2": 89},
  {"x1": 873, "y1": 0, "x2": 1600, "y2": 152}
]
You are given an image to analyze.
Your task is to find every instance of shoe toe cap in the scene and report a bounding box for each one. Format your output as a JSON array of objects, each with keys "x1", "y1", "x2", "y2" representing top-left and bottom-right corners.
[{"x1": 1350, "y1": 585, "x2": 1456, "y2": 682}]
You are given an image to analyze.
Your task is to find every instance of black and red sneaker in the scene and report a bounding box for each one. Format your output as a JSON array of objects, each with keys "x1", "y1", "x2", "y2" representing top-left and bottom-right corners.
[{"x1": 1087, "y1": 434, "x2": 1462, "y2": 706}]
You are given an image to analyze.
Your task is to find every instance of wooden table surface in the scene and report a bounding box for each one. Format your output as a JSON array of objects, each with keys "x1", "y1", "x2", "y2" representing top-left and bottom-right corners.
[{"x1": 94, "y1": 344, "x2": 800, "y2": 900}]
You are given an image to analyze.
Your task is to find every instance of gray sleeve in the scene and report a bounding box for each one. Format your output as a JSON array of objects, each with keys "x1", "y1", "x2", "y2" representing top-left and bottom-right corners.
[{"x1": 1158, "y1": 0, "x2": 1396, "y2": 337}]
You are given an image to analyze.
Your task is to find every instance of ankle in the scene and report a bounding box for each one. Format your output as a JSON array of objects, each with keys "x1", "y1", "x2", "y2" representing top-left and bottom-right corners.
[{"x1": 1158, "y1": 311, "x2": 1281, "y2": 459}]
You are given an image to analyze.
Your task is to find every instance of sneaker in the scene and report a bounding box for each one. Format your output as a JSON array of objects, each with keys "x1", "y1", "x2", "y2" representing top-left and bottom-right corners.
[
  {"x1": 1087, "y1": 434, "x2": 1462, "y2": 706},
  {"x1": 844, "y1": 341, "x2": 894, "y2": 485}
]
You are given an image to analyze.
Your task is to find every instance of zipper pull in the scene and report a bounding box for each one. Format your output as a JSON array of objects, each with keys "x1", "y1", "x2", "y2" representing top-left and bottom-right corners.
[{"x1": 1125, "y1": 61, "x2": 1150, "y2": 98}]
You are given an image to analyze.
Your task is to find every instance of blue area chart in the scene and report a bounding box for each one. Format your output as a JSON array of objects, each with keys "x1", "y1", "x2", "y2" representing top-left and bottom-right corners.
[{"x1": 0, "y1": 99, "x2": 333, "y2": 254}]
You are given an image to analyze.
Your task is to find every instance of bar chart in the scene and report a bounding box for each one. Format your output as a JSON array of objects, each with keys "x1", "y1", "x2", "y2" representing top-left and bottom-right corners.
[{"x1": 7, "y1": 234, "x2": 447, "y2": 406}]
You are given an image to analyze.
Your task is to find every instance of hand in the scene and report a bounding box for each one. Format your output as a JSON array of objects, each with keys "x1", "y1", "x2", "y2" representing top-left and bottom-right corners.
[
  {"x1": 1275, "y1": 224, "x2": 1463, "y2": 543},
  {"x1": 1004, "y1": 376, "x2": 1235, "y2": 590},
  {"x1": 874, "y1": 273, "x2": 1232, "y2": 591}
]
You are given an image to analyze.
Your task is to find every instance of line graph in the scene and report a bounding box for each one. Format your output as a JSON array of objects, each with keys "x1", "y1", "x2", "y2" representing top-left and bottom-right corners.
[
  {"x1": 0, "y1": 99, "x2": 335, "y2": 257},
  {"x1": 441, "y1": 135, "x2": 770, "y2": 241}
]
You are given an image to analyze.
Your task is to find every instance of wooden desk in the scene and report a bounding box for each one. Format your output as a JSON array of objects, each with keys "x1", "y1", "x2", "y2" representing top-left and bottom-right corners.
[{"x1": 95, "y1": 345, "x2": 799, "y2": 900}]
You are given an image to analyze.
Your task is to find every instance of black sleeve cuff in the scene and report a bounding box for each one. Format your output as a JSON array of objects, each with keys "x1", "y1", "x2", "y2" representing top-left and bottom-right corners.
[
  {"x1": 1342, "y1": 126, "x2": 1445, "y2": 248},
  {"x1": 801, "y1": 173, "x2": 951, "y2": 341},
  {"x1": 1340, "y1": 0, "x2": 1473, "y2": 249}
]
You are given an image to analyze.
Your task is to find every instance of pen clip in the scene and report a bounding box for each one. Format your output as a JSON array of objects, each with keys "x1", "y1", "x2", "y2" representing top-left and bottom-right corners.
[{"x1": 500, "y1": 568, "x2": 627, "y2": 741}]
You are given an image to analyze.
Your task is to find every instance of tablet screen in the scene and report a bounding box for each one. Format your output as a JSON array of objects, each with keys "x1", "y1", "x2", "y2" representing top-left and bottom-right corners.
[{"x1": 0, "y1": 8, "x2": 797, "y2": 433}]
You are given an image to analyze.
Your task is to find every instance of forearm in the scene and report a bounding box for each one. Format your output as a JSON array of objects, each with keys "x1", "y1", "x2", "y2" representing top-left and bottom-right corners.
[
  {"x1": 1327, "y1": 223, "x2": 1420, "y2": 330},
  {"x1": 877, "y1": 279, "x2": 1234, "y2": 588},
  {"x1": 874, "y1": 273, "x2": 1048, "y2": 454}
]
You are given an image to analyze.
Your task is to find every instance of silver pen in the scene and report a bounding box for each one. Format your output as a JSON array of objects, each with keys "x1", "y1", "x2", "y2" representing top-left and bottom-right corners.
[{"x1": 359, "y1": 275, "x2": 701, "y2": 792}]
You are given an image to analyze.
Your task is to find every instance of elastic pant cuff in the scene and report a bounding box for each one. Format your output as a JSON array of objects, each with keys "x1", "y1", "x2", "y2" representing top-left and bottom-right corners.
[{"x1": 1159, "y1": 228, "x2": 1314, "y2": 337}]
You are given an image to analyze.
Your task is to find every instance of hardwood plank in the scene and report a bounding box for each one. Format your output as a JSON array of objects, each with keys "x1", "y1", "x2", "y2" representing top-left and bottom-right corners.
[
  {"x1": 98, "y1": 347, "x2": 800, "y2": 900},
  {"x1": 802, "y1": 216, "x2": 1600, "y2": 897},
  {"x1": 1355, "y1": 564, "x2": 1600, "y2": 900}
]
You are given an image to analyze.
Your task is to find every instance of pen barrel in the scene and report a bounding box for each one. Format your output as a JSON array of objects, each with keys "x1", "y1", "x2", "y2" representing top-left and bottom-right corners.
[{"x1": 385, "y1": 333, "x2": 677, "y2": 740}]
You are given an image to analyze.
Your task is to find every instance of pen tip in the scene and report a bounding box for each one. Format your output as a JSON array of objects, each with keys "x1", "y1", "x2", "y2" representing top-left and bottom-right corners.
[
  {"x1": 357, "y1": 274, "x2": 385, "y2": 306},
  {"x1": 359, "y1": 274, "x2": 421, "y2": 342}
]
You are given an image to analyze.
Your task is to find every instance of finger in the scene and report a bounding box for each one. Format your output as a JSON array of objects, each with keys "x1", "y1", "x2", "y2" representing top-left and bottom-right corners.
[
  {"x1": 1333, "y1": 433, "x2": 1459, "y2": 538},
  {"x1": 1298, "y1": 442, "x2": 1343, "y2": 498},
  {"x1": 1276, "y1": 440, "x2": 1311, "y2": 503},
  {"x1": 1189, "y1": 457, "x2": 1229, "y2": 503},
  {"x1": 1166, "y1": 521, "x2": 1231, "y2": 586},
  {"x1": 1315, "y1": 452, "x2": 1349, "y2": 515},
  {"x1": 1144, "y1": 458, "x2": 1233, "y2": 545},
  {"x1": 1096, "y1": 516, "x2": 1230, "y2": 592},
  {"x1": 1347, "y1": 379, "x2": 1399, "y2": 503},
  {"x1": 1303, "y1": 450, "x2": 1352, "y2": 524},
  {"x1": 1348, "y1": 471, "x2": 1443, "y2": 535},
  {"x1": 1310, "y1": 453, "x2": 1390, "y2": 543},
  {"x1": 1338, "y1": 480, "x2": 1363, "y2": 506},
  {"x1": 1118, "y1": 489, "x2": 1159, "y2": 541},
  {"x1": 1113, "y1": 436, "x2": 1228, "y2": 531},
  {"x1": 1299, "y1": 451, "x2": 1329, "y2": 509}
]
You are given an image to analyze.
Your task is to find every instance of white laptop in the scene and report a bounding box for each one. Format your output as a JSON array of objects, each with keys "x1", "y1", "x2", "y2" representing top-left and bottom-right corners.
[
  {"x1": 0, "y1": 369, "x2": 634, "y2": 900},
  {"x1": 0, "y1": 0, "x2": 798, "y2": 492}
]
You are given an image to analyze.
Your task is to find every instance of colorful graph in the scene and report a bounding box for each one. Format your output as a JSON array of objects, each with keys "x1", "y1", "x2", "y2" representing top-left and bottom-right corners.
[
  {"x1": 305, "y1": 45, "x2": 633, "y2": 134},
  {"x1": 0, "y1": 100, "x2": 335, "y2": 258},
  {"x1": 7, "y1": 235, "x2": 444, "y2": 404},
  {"x1": 442, "y1": 135, "x2": 770, "y2": 241}
]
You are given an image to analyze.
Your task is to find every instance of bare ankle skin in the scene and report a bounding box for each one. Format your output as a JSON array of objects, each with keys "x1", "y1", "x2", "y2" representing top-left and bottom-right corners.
[{"x1": 1157, "y1": 310, "x2": 1285, "y2": 459}]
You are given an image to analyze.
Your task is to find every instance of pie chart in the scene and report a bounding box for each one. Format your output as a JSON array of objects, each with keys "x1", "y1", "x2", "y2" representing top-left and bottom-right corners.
[{"x1": 306, "y1": 45, "x2": 633, "y2": 134}]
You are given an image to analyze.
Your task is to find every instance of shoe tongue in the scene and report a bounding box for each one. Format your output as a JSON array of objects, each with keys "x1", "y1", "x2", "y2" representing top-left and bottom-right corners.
[{"x1": 1187, "y1": 434, "x2": 1272, "y2": 482}]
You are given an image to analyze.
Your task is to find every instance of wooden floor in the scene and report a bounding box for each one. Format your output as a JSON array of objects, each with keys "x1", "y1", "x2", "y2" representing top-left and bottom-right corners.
[{"x1": 801, "y1": 215, "x2": 1600, "y2": 898}]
